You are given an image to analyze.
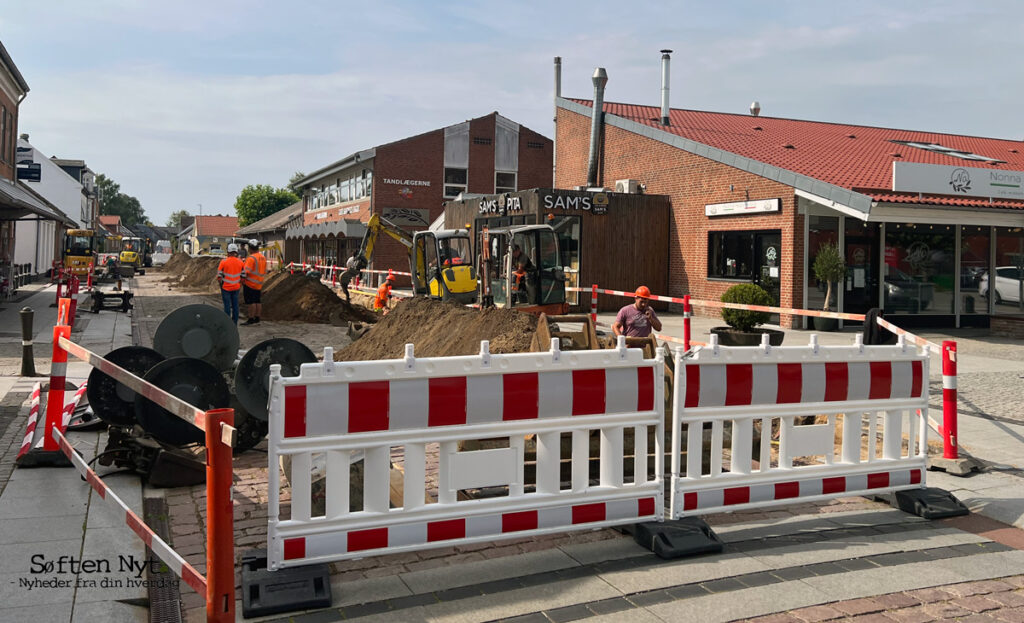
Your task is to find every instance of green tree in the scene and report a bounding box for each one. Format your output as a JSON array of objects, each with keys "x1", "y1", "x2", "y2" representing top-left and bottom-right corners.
[
  {"x1": 234, "y1": 184, "x2": 299, "y2": 227},
  {"x1": 97, "y1": 173, "x2": 146, "y2": 226},
  {"x1": 287, "y1": 171, "x2": 306, "y2": 196},
  {"x1": 166, "y1": 209, "x2": 192, "y2": 228}
]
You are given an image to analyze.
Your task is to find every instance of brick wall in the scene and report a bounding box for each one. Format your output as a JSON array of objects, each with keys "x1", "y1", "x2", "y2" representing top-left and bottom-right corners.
[
  {"x1": 556, "y1": 107, "x2": 804, "y2": 328},
  {"x1": 991, "y1": 316, "x2": 1024, "y2": 339},
  {"x1": 517, "y1": 126, "x2": 554, "y2": 190}
]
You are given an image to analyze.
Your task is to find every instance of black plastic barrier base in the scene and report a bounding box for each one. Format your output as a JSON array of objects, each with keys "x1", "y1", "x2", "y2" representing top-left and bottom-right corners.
[
  {"x1": 628, "y1": 517, "x2": 724, "y2": 559},
  {"x1": 15, "y1": 447, "x2": 72, "y2": 468},
  {"x1": 894, "y1": 487, "x2": 970, "y2": 520},
  {"x1": 241, "y1": 549, "x2": 332, "y2": 619}
]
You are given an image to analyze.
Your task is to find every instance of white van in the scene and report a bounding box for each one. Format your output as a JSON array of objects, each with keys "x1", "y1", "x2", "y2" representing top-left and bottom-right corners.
[{"x1": 152, "y1": 239, "x2": 173, "y2": 265}]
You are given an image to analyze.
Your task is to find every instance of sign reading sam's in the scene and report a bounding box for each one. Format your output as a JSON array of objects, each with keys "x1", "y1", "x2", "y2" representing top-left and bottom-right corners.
[{"x1": 893, "y1": 162, "x2": 1024, "y2": 200}]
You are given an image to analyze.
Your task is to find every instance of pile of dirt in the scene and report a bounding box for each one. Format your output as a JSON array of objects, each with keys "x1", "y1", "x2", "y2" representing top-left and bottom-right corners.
[
  {"x1": 163, "y1": 252, "x2": 192, "y2": 273},
  {"x1": 175, "y1": 256, "x2": 221, "y2": 291},
  {"x1": 261, "y1": 272, "x2": 377, "y2": 324},
  {"x1": 335, "y1": 297, "x2": 538, "y2": 361}
]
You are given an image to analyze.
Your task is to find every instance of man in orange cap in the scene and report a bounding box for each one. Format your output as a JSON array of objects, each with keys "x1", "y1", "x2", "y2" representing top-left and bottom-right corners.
[
  {"x1": 612, "y1": 285, "x2": 662, "y2": 337},
  {"x1": 374, "y1": 270, "x2": 396, "y2": 313}
]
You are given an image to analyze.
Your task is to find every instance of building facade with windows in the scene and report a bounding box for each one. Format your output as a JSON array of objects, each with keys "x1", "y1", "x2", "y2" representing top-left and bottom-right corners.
[
  {"x1": 556, "y1": 96, "x2": 1024, "y2": 331},
  {"x1": 50, "y1": 158, "x2": 98, "y2": 230},
  {"x1": 291, "y1": 112, "x2": 552, "y2": 276}
]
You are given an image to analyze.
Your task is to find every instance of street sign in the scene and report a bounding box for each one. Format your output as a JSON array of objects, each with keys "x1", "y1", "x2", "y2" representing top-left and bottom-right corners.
[{"x1": 17, "y1": 163, "x2": 40, "y2": 182}]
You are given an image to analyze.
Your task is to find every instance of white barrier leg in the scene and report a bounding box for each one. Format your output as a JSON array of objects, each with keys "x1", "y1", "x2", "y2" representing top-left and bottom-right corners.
[
  {"x1": 364, "y1": 446, "x2": 390, "y2": 513},
  {"x1": 572, "y1": 430, "x2": 588, "y2": 492},
  {"x1": 633, "y1": 425, "x2": 647, "y2": 484},
  {"x1": 883, "y1": 410, "x2": 902, "y2": 460},
  {"x1": 600, "y1": 426, "x2": 624, "y2": 488},
  {"x1": 536, "y1": 432, "x2": 560, "y2": 494},
  {"x1": 730, "y1": 418, "x2": 752, "y2": 475},
  {"x1": 292, "y1": 453, "x2": 312, "y2": 521},
  {"x1": 403, "y1": 443, "x2": 426, "y2": 510},
  {"x1": 326, "y1": 450, "x2": 350, "y2": 519},
  {"x1": 842, "y1": 413, "x2": 861, "y2": 464}
]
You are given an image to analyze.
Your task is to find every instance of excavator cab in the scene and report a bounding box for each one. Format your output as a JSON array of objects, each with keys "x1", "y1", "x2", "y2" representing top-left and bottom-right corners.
[
  {"x1": 479, "y1": 225, "x2": 568, "y2": 315},
  {"x1": 411, "y1": 230, "x2": 477, "y2": 304}
]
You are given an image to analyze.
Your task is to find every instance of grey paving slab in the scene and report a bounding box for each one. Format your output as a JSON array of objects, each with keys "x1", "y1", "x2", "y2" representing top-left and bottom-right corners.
[
  {"x1": 400, "y1": 548, "x2": 580, "y2": 594},
  {"x1": 0, "y1": 539, "x2": 87, "y2": 577},
  {"x1": 927, "y1": 549, "x2": 1024, "y2": 581},
  {"x1": 798, "y1": 555, "x2": 1003, "y2": 601},
  {"x1": 598, "y1": 550, "x2": 770, "y2": 594},
  {"x1": 73, "y1": 527, "x2": 147, "y2": 604},
  {"x1": 0, "y1": 602, "x2": 72, "y2": 623},
  {"x1": 713, "y1": 508, "x2": 922, "y2": 543},
  {"x1": 586, "y1": 608, "x2": 664, "y2": 623},
  {"x1": 0, "y1": 515, "x2": 87, "y2": 544},
  {"x1": 329, "y1": 574, "x2": 411, "y2": 608},
  {"x1": 83, "y1": 473, "x2": 143, "y2": 530},
  {"x1": 646, "y1": 581, "x2": 830, "y2": 623},
  {"x1": 416, "y1": 576, "x2": 621, "y2": 623},
  {"x1": 71, "y1": 599, "x2": 147, "y2": 622},
  {"x1": 559, "y1": 534, "x2": 650, "y2": 565},
  {"x1": 0, "y1": 569, "x2": 78, "y2": 608}
]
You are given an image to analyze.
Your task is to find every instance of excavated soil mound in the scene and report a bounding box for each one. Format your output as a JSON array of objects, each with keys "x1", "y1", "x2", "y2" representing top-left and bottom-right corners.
[
  {"x1": 176, "y1": 256, "x2": 221, "y2": 291},
  {"x1": 261, "y1": 272, "x2": 377, "y2": 324},
  {"x1": 335, "y1": 297, "x2": 537, "y2": 361},
  {"x1": 163, "y1": 252, "x2": 192, "y2": 273}
]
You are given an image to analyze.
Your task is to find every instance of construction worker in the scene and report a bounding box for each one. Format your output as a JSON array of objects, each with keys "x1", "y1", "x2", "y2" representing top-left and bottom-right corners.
[
  {"x1": 216, "y1": 243, "x2": 244, "y2": 325},
  {"x1": 339, "y1": 250, "x2": 363, "y2": 304},
  {"x1": 374, "y1": 270, "x2": 396, "y2": 313},
  {"x1": 242, "y1": 239, "x2": 267, "y2": 325},
  {"x1": 612, "y1": 285, "x2": 662, "y2": 337},
  {"x1": 512, "y1": 260, "x2": 528, "y2": 304}
]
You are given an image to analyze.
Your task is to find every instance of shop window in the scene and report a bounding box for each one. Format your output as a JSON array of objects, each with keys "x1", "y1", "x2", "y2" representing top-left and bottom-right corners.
[
  {"x1": 990, "y1": 227, "x2": 1024, "y2": 315},
  {"x1": 548, "y1": 215, "x2": 581, "y2": 305},
  {"x1": 807, "y1": 215, "x2": 839, "y2": 312},
  {"x1": 960, "y1": 226, "x2": 989, "y2": 315},
  {"x1": 884, "y1": 224, "x2": 954, "y2": 314},
  {"x1": 495, "y1": 172, "x2": 516, "y2": 194},
  {"x1": 444, "y1": 168, "x2": 467, "y2": 198},
  {"x1": 708, "y1": 231, "x2": 754, "y2": 279}
]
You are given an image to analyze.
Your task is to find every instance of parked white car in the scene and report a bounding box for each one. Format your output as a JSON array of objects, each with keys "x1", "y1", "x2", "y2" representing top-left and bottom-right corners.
[
  {"x1": 151, "y1": 239, "x2": 173, "y2": 266},
  {"x1": 979, "y1": 266, "x2": 1024, "y2": 304}
]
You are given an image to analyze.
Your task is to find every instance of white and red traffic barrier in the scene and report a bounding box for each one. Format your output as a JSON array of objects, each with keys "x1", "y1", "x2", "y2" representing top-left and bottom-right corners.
[
  {"x1": 670, "y1": 332, "x2": 929, "y2": 517},
  {"x1": 43, "y1": 297, "x2": 237, "y2": 623},
  {"x1": 16, "y1": 383, "x2": 41, "y2": 460},
  {"x1": 683, "y1": 294, "x2": 692, "y2": 351},
  {"x1": 266, "y1": 339, "x2": 665, "y2": 569},
  {"x1": 590, "y1": 283, "x2": 598, "y2": 325}
]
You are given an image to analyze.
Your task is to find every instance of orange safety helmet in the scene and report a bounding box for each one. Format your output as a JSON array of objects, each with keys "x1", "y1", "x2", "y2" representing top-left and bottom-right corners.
[
  {"x1": 386, "y1": 269, "x2": 396, "y2": 282},
  {"x1": 634, "y1": 285, "x2": 651, "y2": 299}
]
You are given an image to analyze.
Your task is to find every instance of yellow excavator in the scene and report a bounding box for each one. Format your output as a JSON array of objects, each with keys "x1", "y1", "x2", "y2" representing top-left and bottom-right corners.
[{"x1": 357, "y1": 214, "x2": 478, "y2": 304}]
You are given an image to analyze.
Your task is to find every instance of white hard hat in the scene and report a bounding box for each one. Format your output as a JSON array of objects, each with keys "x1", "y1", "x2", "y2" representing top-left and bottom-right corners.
[
  {"x1": 248, "y1": 239, "x2": 259, "y2": 247},
  {"x1": 227, "y1": 243, "x2": 239, "y2": 253}
]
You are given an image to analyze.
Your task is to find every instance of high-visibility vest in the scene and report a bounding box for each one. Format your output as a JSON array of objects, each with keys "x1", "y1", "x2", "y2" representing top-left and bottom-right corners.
[
  {"x1": 243, "y1": 252, "x2": 267, "y2": 290},
  {"x1": 217, "y1": 256, "x2": 244, "y2": 291},
  {"x1": 374, "y1": 283, "x2": 391, "y2": 310}
]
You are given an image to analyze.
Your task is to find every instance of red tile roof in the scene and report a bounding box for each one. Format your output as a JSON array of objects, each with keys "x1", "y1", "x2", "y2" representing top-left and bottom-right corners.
[
  {"x1": 569, "y1": 99, "x2": 1024, "y2": 210},
  {"x1": 194, "y1": 215, "x2": 239, "y2": 237},
  {"x1": 98, "y1": 215, "x2": 121, "y2": 227}
]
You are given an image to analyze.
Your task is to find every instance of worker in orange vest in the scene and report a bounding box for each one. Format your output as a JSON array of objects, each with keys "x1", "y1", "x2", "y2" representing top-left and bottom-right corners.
[
  {"x1": 242, "y1": 239, "x2": 268, "y2": 325},
  {"x1": 374, "y1": 270, "x2": 396, "y2": 313},
  {"x1": 217, "y1": 244, "x2": 245, "y2": 325},
  {"x1": 512, "y1": 260, "x2": 528, "y2": 304}
]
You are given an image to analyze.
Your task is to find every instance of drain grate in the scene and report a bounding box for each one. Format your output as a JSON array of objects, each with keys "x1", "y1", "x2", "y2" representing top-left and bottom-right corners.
[{"x1": 143, "y1": 496, "x2": 183, "y2": 623}]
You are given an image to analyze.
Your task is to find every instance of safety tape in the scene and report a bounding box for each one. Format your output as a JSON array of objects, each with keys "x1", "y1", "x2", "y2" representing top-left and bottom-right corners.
[
  {"x1": 16, "y1": 383, "x2": 41, "y2": 459},
  {"x1": 874, "y1": 317, "x2": 942, "y2": 356},
  {"x1": 52, "y1": 427, "x2": 207, "y2": 596}
]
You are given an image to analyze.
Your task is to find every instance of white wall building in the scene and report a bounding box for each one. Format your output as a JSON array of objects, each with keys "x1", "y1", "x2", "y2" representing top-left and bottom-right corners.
[{"x1": 15, "y1": 136, "x2": 82, "y2": 275}]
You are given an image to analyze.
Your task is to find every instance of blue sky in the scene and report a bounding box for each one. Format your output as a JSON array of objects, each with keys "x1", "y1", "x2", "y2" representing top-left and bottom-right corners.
[{"x1": 2, "y1": 1, "x2": 1021, "y2": 225}]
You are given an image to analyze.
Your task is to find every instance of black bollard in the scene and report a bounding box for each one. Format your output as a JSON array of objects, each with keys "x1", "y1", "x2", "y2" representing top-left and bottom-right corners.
[{"x1": 20, "y1": 306, "x2": 36, "y2": 377}]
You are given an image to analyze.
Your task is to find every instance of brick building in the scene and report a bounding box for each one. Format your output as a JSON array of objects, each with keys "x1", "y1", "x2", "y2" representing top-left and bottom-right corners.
[
  {"x1": 556, "y1": 92, "x2": 1024, "y2": 330},
  {"x1": 291, "y1": 112, "x2": 552, "y2": 277}
]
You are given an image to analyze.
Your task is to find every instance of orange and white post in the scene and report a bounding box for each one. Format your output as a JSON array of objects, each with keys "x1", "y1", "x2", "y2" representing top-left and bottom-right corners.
[{"x1": 942, "y1": 340, "x2": 958, "y2": 459}]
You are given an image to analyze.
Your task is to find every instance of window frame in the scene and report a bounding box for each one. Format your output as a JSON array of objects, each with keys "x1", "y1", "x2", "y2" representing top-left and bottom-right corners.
[
  {"x1": 707, "y1": 230, "x2": 756, "y2": 280},
  {"x1": 495, "y1": 171, "x2": 517, "y2": 194},
  {"x1": 444, "y1": 167, "x2": 468, "y2": 198}
]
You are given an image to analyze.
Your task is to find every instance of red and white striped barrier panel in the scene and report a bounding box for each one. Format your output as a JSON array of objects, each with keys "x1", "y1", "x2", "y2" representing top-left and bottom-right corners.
[
  {"x1": 941, "y1": 341, "x2": 958, "y2": 459},
  {"x1": 32, "y1": 382, "x2": 88, "y2": 450},
  {"x1": 16, "y1": 383, "x2": 42, "y2": 459},
  {"x1": 266, "y1": 338, "x2": 665, "y2": 570},
  {"x1": 670, "y1": 332, "x2": 930, "y2": 517},
  {"x1": 51, "y1": 427, "x2": 206, "y2": 595}
]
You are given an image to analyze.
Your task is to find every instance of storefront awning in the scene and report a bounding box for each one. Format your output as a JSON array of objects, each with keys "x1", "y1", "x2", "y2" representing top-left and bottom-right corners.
[
  {"x1": 0, "y1": 178, "x2": 76, "y2": 225},
  {"x1": 285, "y1": 219, "x2": 367, "y2": 240}
]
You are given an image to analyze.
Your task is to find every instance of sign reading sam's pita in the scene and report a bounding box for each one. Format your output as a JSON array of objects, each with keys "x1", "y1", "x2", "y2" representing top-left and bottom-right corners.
[
  {"x1": 893, "y1": 162, "x2": 1024, "y2": 201},
  {"x1": 705, "y1": 198, "x2": 780, "y2": 217}
]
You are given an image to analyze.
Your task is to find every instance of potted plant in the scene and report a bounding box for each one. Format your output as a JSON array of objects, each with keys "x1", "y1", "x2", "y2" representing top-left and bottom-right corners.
[
  {"x1": 812, "y1": 241, "x2": 846, "y2": 331},
  {"x1": 710, "y1": 283, "x2": 784, "y2": 346}
]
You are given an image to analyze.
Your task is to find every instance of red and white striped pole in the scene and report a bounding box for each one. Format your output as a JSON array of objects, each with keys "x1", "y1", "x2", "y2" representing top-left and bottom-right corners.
[
  {"x1": 942, "y1": 340, "x2": 958, "y2": 459},
  {"x1": 590, "y1": 284, "x2": 598, "y2": 325},
  {"x1": 86, "y1": 261, "x2": 93, "y2": 289},
  {"x1": 16, "y1": 383, "x2": 41, "y2": 460},
  {"x1": 683, "y1": 295, "x2": 692, "y2": 351},
  {"x1": 43, "y1": 302, "x2": 71, "y2": 452}
]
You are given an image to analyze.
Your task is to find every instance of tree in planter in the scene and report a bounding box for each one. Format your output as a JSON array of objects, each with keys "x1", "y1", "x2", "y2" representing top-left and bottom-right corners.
[
  {"x1": 721, "y1": 283, "x2": 772, "y2": 331},
  {"x1": 812, "y1": 241, "x2": 846, "y2": 311}
]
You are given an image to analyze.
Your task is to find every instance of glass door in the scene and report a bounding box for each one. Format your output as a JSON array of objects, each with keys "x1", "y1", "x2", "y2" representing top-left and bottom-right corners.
[{"x1": 754, "y1": 232, "x2": 781, "y2": 324}]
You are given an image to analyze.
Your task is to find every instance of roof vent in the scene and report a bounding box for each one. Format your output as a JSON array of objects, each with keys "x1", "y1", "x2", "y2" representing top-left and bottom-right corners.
[
  {"x1": 846, "y1": 134, "x2": 856, "y2": 139},
  {"x1": 750, "y1": 100, "x2": 760, "y2": 116},
  {"x1": 753, "y1": 126, "x2": 763, "y2": 131},
  {"x1": 783, "y1": 144, "x2": 795, "y2": 149},
  {"x1": 1011, "y1": 149, "x2": 1019, "y2": 153},
  {"x1": 891, "y1": 152, "x2": 902, "y2": 158}
]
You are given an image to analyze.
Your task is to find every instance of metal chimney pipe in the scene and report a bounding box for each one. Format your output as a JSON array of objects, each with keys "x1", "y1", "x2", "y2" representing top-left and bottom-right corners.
[
  {"x1": 553, "y1": 57, "x2": 561, "y2": 186},
  {"x1": 553, "y1": 56, "x2": 562, "y2": 121},
  {"x1": 660, "y1": 49, "x2": 672, "y2": 126},
  {"x1": 586, "y1": 67, "x2": 608, "y2": 188}
]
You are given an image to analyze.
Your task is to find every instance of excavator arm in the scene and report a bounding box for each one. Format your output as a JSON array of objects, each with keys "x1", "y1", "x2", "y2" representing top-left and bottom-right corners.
[{"x1": 356, "y1": 214, "x2": 413, "y2": 269}]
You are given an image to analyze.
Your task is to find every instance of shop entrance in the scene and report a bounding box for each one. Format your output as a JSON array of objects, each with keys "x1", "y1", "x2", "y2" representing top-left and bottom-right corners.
[{"x1": 754, "y1": 232, "x2": 781, "y2": 324}]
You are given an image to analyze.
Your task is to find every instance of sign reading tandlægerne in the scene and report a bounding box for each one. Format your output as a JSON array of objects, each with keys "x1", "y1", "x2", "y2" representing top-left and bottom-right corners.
[{"x1": 892, "y1": 162, "x2": 1024, "y2": 200}]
